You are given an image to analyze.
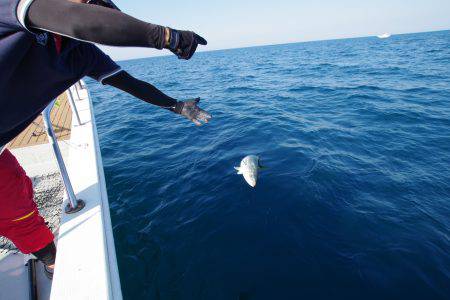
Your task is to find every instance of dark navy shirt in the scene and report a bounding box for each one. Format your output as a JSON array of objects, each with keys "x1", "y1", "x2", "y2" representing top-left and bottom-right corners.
[{"x1": 0, "y1": 0, "x2": 121, "y2": 146}]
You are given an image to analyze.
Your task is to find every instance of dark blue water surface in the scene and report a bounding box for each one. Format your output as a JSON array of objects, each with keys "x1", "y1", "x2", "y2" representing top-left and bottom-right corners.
[{"x1": 87, "y1": 31, "x2": 450, "y2": 299}]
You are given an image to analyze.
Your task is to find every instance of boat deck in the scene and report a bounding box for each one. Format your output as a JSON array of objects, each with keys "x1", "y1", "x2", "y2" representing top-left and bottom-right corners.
[
  {"x1": 0, "y1": 93, "x2": 69, "y2": 254},
  {"x1": 0, "y1": 96, "x2": 69, "y2": 299},
  {"x1": 8, "y1": 93, "x2": 72, "y2": 149},
  {"x1": 0, "y1": 83, "x2": 123, "y2": 300}
]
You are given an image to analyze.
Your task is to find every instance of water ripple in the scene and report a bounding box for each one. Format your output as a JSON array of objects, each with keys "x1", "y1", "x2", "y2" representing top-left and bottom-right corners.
[{"x1": 89, "y1": 31, "x2": 450, "y2": 299}]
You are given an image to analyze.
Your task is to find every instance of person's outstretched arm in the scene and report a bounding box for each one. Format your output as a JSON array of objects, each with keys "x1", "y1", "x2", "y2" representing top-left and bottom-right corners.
[
  {"x1": 26, "y1": 0, "x2": 207, "y2": 59},
  {"x1": 103, "y1": 71, "x2": 211, "y2": 126}
]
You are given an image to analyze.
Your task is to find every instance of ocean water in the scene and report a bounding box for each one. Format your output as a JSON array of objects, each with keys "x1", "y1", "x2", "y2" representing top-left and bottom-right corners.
[{"x1": 87, "y1": 31, "x2": 450, "y2": 299}]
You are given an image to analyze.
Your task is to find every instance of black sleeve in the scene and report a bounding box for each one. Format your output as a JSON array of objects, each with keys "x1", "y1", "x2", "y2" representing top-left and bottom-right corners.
[
  {"x1": 103, "y1": 71, "x2": 178, "y2": 109},
  {"x1": 26, "y1": 0, "x2": 167, "y2": 49}
]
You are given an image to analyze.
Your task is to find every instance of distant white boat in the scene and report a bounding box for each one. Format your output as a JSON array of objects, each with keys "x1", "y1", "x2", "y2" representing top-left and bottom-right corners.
[{"x1": 377, "y1": 33, "x2": 391, "y2": 39}]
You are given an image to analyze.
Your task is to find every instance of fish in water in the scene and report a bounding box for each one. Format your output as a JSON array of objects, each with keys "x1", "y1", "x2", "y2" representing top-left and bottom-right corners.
[{"x1": 234, "y1": 155, "x2": 264, "y2": 187}]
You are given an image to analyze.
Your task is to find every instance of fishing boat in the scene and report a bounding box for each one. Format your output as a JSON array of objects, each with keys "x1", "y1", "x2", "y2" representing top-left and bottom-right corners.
[
  {"x1": 0, "y1": 82, "x2": 123, "y2": 299},
  {"x1": 377, "y1": 33, "x2": 392, "y2": 39}
]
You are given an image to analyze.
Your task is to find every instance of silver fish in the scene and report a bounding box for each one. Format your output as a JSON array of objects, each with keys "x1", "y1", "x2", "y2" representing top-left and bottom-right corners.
[{"x1": 234, "y1": 155, "x2": 263, "y2": 187}]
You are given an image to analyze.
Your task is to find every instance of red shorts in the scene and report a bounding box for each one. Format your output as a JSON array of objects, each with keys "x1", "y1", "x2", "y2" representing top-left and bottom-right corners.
[{"x1": 0, "y1": 149, "x2": 54, "y2": 254}]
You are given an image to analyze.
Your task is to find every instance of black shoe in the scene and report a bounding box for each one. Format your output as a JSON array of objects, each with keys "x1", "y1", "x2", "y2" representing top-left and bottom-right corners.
[{"x1": 44, "y1": 265, "x2": 54, "y2": 280}]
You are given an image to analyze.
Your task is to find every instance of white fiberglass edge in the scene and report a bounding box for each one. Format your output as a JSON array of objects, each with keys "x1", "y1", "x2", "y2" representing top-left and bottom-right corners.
[{"x1": 50, "y1": 82, "x2": 122, "y2": 300}]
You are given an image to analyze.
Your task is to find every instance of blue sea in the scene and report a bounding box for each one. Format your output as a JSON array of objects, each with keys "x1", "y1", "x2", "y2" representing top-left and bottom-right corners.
[{"x1": 87, "y1": 30, "x2": 450, "y2": 299}]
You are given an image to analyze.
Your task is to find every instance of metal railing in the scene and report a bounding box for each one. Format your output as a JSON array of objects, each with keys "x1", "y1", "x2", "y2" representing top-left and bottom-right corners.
[
  {"x1": 42, "y1": 82, "x2": 85, "y2": 214},
  {"x1": 66, "y1": 88, "x2": 82, "y2": 126}
]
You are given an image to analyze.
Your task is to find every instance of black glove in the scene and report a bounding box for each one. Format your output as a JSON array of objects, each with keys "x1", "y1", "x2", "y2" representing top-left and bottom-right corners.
[
  {"x1": 166, "y1": 29, "x2": 207, "y2": 60},
  {"x1": 174, "y1": 98, "x2": 211, "y2": 126}
]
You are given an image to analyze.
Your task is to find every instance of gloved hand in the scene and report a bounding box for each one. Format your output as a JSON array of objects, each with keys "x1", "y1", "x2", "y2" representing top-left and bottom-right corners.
[
  {"x1": 165, "y1": 28, "x2": 207, "y2": 60},
  {"x1": 174, "y1": 98, "x2": 211, "y2": 126}
]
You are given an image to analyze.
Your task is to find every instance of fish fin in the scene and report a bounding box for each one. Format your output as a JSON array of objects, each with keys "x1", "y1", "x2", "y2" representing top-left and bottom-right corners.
[
  {"x1": 234, "y1": 167, "x2": 243, "y2": 174},
  {"x1": 258, "y1": 158, "x2": 267, "y2": 170},
  {"x1": 258, "y1": 163, "x2": 267, "y2": 170}
]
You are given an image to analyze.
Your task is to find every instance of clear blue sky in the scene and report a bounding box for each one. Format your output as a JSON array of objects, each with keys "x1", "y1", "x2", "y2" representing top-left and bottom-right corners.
[{"x1": 100, "y1": 0, "x2": 450, "y2": 61}]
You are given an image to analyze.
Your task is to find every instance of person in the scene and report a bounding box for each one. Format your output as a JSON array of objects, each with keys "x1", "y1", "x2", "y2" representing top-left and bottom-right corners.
[{"x1": 0, "y1": 0, "x2": 211, "y2": 279}]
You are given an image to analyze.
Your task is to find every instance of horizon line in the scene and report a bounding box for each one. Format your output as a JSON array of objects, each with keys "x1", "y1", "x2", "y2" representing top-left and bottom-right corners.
[{"x1": 115, "y1": 28, "x2": 449, "y2": 63}]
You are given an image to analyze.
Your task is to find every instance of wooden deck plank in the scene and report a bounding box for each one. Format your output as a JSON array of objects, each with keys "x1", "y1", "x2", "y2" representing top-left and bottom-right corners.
[
  {"x1": 7, "y1": 94, "x2": 72, "y2": 149},
  {"x1": 28, "y1": 116, "x2": 46, "y2": 146},
  {"x1": 60, "y1": 95, "x2": 72, "y2": 140},
  {"x1": 11, "y1": 121, "x2": 34, "y2": 148}
]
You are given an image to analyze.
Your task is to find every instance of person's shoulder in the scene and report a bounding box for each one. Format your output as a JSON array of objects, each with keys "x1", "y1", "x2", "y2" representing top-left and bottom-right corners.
[
  {"x1": 77, "y1": 41, "x2": 101, "y2": 51},
  {"x1": 0, "y1": 0, "x2": 33, "y2": 33},
  {"x1": 72, "y1": 41, "x2": 109, "y2": 58}
]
